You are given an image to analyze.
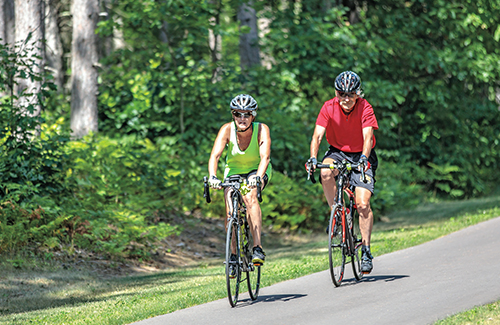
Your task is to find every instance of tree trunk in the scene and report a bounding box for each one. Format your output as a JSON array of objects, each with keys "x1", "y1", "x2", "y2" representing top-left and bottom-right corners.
[
  {"x1": 0, "y1": 0, "x2": 15, "y2": 45},
  {"x1": 0, "y1": 0, "x2": 5, "y2": 43},
  {"x1": 209, "y1": 0, "x2": 222, "y2": 81},
  {"x1": 496, "y1": 87, "x2": 500, "y2": 111},
  {"x1": 70, "y1": 0, "x2": 99, "y2": 138},
  {"x1": 44, "y1": 0, "x2": 64, "y2": 91},
  {"x1": 14, "y1": 0, "x2": 44, "y2": 117},
  {"x1": 0, "y1": 0, "x2": 14, "y2": 100},
  {"x1": 343, "y1": 0, "x2": 360, "y2": 24},
  {"x1": 237, "y1": 1, "x2": 261, "y2": 70}
]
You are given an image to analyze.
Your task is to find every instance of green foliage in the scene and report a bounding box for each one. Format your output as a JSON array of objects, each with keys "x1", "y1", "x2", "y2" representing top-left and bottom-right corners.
[
  {"x1": 0, "y1": 131, "x2": 184, "y2": 259},
  {"x1": 65, "y1": 134, "x2": 181, "y2": 258},
  {"x1": 0, "y1": 42, "x2": 70, "y2": 204},
  {"x1": 97, "y1": 0, "x2": 232, "y2": 140},
  {"x1": 4, "y1": 0, "x2": 500, "y2": 259},
  {"x1": 262, "y1": 0, "x2": 500, "y2": 200},
  {"x1": 0, "y1": 203, "x2": 60, "y2": 252},
  {"x1": 371, "y1": 157, "x2": 425, "y2": 215},
  {"x1": 0, "y1": 41, "x2": 76, "y2": 255},
  {"x1": 91, "y1": 0, "x2": 500, "y2": 233},
  {"x1": 262, "y1": 173, "x2": 326, "y2": 231},
  {"x1": 0, "y1": 42, "x2": 180, "y2": 260}
]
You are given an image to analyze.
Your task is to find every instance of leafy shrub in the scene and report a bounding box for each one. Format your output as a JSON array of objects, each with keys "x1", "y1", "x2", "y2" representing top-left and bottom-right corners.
[
  {"x1": 65, "y1": 134, "x2": 181, "y2": 258},
  {"x1": 0, "y1": 42, "x2": 182, "y2": 260},
  {"x1": 371, "y1": 158, "x2": 425, "y2": 216},
  {"x1": 261, "y1": 173, "x2": 326, "y2": 231},
  {"x1": 0, "y1": 203, "x2": 46, "y2": 252},
  {"x1": 0, "y1": 41, "x2": 69, "y2": 205}
]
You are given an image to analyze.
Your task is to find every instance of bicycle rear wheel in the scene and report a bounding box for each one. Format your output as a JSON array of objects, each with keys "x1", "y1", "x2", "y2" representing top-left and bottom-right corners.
[
  {"x1": 349, "y1": 208, "x2": 363, "y2": 281},
  {"x1": 328, "y1": 206, "x2": 345, "y2": 286},
  {"x1": 244, "y1": 219, "x2": 261, "y2": 300},
  {"x1": 225, "y1": 218, "x2": 241, "y2": 307}
]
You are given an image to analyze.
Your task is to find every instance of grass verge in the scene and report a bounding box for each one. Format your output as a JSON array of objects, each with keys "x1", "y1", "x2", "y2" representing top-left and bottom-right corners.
[
  {"x1": 0, "y1": 195, "x2": 499, "y2": 324},
  {"x1": 435, "y1": 301, "x2": 500, "y2": 325}
]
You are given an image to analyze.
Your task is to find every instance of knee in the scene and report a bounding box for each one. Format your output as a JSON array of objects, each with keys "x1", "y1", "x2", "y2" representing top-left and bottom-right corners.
[
  {"x1": 244, "y1": 191, "x2": 260, "y2": 207},
  {"x1": 356, "y1": 201, "x2": 371, "y2": 216},
  {"x1": 321, "y1": 170, "x2": 335, "y2": 182}
]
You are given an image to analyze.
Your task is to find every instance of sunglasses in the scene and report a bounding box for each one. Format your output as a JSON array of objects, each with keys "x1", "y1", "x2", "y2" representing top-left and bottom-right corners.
[
  {"x1": 337, "y1": 91, "x2": 357, "y2": 98},
  {"x1": 232, "y1": 111, "x2": 253, "y2": 118}
]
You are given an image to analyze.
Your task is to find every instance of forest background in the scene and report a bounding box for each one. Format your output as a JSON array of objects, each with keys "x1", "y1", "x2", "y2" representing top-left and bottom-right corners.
[{"x1": 0, "y1": 0, "x2": 499, "y2": 263}]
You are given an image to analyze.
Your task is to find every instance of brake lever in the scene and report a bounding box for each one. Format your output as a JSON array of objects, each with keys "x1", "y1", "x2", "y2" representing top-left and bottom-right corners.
[
  {"x1": 203, "y1": 176, "x2": 211, "y2": 203},
  {"x1": 306, "y1": 162, "x2": 317, "y2": 184},
  {"x1": 360, "y1": 162, "x2": 368, "y2": 183},
  {"x1": 256, "y1": 176, "x2": 262, "y2": 203}
]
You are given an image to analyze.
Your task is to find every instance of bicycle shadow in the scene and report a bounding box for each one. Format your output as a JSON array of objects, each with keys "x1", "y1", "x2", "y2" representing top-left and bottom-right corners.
[
  {"x1": 341, "y1": 274, "x2": 409, "y2": 286},
  {"x1": 235, "y1": 293, "x2": 307, "y2": 307},
  {"x1": 233, "y1": 275, "x2": 408, "y2": 307}
]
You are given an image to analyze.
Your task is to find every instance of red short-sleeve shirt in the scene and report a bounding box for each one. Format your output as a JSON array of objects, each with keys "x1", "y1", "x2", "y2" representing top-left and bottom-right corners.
[{"x1": 316, "y1": 97, "x2": 378, "y2": 153}]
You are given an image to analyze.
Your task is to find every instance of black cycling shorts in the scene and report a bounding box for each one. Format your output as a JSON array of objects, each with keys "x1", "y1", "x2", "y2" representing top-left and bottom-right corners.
[
  {"x1": 321, "y1": 146, "x2": 378, "y2": 193},
  {"x1": 227, "y1": 170, "x2": 269, "y2": 190}
]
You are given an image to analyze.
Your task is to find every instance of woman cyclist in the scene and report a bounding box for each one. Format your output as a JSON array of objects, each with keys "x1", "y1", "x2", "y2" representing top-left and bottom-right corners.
[{"x1": 208, "y1": 94, "x2": 272, "y2": 266}]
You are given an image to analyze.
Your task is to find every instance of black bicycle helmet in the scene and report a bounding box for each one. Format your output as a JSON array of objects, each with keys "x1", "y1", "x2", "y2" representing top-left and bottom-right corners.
[
  {"x1": 334, "y1": 71, "x2": 361, "y2": 93},
  {"x1": 230, "y1": 94, "x2": 258, "y2": 113}
]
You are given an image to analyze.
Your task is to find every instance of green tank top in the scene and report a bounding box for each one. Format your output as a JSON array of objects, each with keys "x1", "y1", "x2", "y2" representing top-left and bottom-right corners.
[{"x1": 224, "y1": 122, "x2": 272, "y2": 181}]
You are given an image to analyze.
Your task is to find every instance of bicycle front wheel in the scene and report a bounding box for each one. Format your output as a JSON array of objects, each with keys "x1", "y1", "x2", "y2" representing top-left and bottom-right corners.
[
  {"x1": 328, "y1": 206, "x2": 345, "y2": 287},
  {"x1": 226, "y1": 218, "x2": 241, "y2": 307},
  {"x1": 350, "y1": 209, "x2": 363, "y2": 281},
  {"x1": 247, "y1": 265, "x2": 261, "y2": 300},
  {"x1": 244, "y1": 220, "x2": 261, "y2": 300}
]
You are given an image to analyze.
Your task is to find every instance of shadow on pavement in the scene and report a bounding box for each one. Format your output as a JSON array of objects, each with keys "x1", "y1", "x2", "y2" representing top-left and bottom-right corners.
[
  {"x1": 361, "y1": 274, "x2": 409, "y2": 283},
  {"x1": 232, "y1": 275, "x2": 408, "y2": 307},
  {"x1": 337, "y1": 274, "x2": 409, "y2": 287},
  {"x1": 235, "y1": 293, "x2": 307, "y2": 307}
]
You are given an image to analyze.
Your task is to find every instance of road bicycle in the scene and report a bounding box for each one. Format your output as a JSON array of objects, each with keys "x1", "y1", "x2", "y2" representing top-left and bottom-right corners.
[
  {"x1": 306, "y1": 159, "x2": 366, "y2": 286},
  {"x1": 203, "y1": 175, "x2": 262, "y2": 307}
]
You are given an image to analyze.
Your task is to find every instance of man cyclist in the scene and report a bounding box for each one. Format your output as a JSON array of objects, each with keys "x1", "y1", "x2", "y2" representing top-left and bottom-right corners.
[
  {"x1": 208, "y1": 94, "x2": 272, "y2": 268},
  {"x1": 307, "y1": 71, "x2": 378, "y2": 274}
]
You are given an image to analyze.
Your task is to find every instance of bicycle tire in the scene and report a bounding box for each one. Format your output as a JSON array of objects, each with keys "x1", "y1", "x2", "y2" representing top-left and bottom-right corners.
[
  {"x1": 349, "y1": 207, "x2": 363, "y2": 281},
  {"x1": 244, "y1": 219, "x2": 261, "y2": 300},
  {"x1": 226, "y1": 217, "x2": 241, "y2": 307},
  {"x1": 328, "y1": 206, "x2": 345, "y2": 286}
]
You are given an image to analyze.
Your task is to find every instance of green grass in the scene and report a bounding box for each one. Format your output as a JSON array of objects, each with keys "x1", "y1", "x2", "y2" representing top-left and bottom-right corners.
[
  {"x1": 435, "y1": 301, "x2": 500, "y2": 325},
  {"x1": 0, "y1": 195, "x2": 499, "y2": 324}
]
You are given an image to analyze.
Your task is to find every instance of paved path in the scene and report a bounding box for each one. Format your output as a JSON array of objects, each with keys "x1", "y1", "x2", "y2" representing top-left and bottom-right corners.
[{"x1": 132, "y1": 217, "x2": 500, "y2": 325}]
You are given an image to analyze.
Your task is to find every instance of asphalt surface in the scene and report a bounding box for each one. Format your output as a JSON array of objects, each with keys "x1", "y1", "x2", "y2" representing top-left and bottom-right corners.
[{"x1": 132, "y1": 216, "x2": 500, "y2": 325}]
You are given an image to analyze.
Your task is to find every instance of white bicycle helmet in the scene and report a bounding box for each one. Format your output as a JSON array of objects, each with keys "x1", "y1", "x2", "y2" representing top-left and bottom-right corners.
[
  {"x1": 334, "y1": 71, "x2": 361, "y2": 93},
  {"x1": 230, "y1": 94, "x2": 258, "y2": 116}
]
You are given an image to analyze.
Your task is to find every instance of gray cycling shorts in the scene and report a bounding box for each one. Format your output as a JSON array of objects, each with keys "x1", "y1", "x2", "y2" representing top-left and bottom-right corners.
[{"x1": 321, "y1": 146, "x2": 378, "y2": 194}]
